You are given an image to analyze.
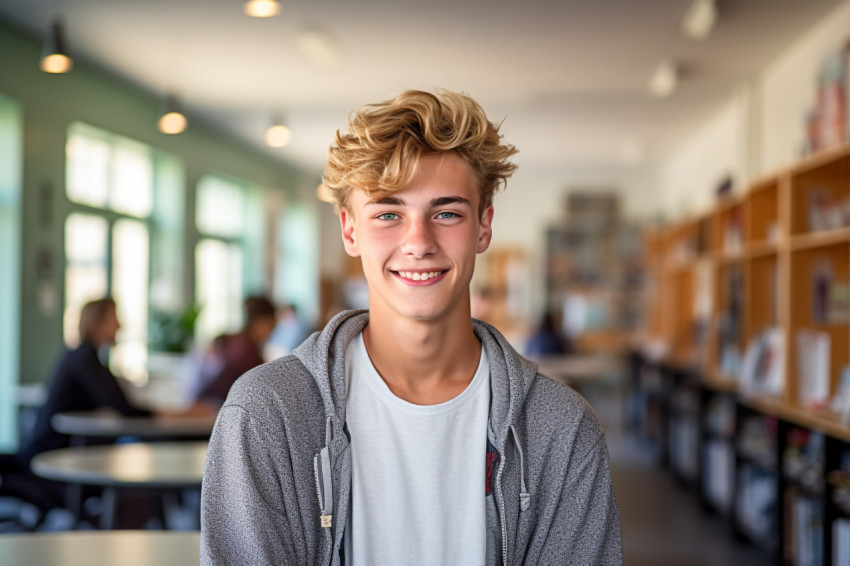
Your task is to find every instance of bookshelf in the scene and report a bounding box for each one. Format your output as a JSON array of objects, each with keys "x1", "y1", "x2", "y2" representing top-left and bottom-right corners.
[{"x1": 635, "y1": 141, "x2": 850, "y2": 565}]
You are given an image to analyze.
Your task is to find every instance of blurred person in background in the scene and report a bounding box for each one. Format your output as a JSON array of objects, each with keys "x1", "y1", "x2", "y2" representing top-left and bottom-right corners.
[
  {"x1": 265, "y1": 303, "x2": 309, "y2": 359},
  {"x1": 2, "y1": 297, "x2": 212, "y2": 523},
  {"x1": 196, "y1": 295, "x2": 276, "y2": 404},
  {"x1": 524, "y1": 310, "x2": 571, "y2": 360},
  {"x1": 17, "y1": 298, "x2": 153, "y2": 465}
]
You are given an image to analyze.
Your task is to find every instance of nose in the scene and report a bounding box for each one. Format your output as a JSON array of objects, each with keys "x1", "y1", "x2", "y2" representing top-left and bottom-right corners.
[{"x1": 400, "y1": 217, "x2": 437, "y2": 258}]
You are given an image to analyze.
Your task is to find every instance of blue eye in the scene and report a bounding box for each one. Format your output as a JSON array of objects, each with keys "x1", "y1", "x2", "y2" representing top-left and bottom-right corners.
[
  {"x1": 376, "y1": 212, "x2": 399, "y2": 221},
  {"x1": 436, "y1": 211, "x2": 459, "y2": 219}
]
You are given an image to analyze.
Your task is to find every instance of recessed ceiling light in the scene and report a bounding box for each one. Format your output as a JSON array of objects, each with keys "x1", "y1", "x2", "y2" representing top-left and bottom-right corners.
[
  {"x1": 648, "y1": 62, "x2": 677, "y2": 98},
  {"x1": 683, "y1": 0, "x2": 716, "y2": 40},
  {"x1": 244, "y1": 0, "x2": 280, "y2": 18},
  {"x1": 296, "y1": 28, "x2": 343, "y2": 68}
]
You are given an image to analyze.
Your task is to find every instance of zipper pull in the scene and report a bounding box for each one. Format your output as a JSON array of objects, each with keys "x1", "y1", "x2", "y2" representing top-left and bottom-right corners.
[{"x1": 321, "y1": 514, "x2": 333, "y2": 528}]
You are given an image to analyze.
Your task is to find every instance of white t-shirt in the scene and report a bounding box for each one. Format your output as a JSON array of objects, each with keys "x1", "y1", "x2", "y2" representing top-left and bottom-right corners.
[{"x1": 343, "y1": 332, "x2": 490, "y2": 566}]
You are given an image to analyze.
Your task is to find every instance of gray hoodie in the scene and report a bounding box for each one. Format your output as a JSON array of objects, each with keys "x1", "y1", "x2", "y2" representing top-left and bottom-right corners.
[{"x1": 201, "y1": 310, "x2": 623, "y2": 565}]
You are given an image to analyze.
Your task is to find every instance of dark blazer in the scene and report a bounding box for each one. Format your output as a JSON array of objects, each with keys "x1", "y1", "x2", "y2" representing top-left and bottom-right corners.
[{"x1": 18, "y1": 341, "x2": 151, "y2": 465}]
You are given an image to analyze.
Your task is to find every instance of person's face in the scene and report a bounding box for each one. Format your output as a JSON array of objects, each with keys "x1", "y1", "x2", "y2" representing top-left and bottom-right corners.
[
  {"x1": 339, "y1": 152, "x2": 494, "y2": 324},
  {"x1": 99, "y1": 305, "x2": 121, "y2": 346}
]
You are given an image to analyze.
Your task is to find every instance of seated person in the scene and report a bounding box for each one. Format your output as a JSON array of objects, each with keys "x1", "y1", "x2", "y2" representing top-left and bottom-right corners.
[
  {"x1": 1, "y1": 298, "x2": 150, "y2": 520},
  {"x1": 196, "y1": 296, "x2": 276, "y2": 404},
  {"x1": 524, "y1": 311, "x2": 570, "y2": 359},
  {"x1": 265, "y1": 303, "x2": 309, "y2": 359},
  {"x1": 17, "y1": 297, "x2": 153, "y2": 466}
]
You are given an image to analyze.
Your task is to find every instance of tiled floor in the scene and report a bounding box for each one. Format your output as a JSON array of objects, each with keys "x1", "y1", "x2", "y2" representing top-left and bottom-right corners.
[{"x1": 584, "y1": 380, "x2": 771, "y2": 566}]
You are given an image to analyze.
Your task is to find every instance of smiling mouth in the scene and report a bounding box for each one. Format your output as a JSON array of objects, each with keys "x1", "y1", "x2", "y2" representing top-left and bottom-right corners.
[{"x1": 393, "y1": 270, "x2": 446, "y2": 282}]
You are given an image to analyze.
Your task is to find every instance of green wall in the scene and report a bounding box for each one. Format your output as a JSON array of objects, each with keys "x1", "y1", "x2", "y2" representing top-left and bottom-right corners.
[{"x1": 0, "y1": 19, "x2": 315, "y2": 393}]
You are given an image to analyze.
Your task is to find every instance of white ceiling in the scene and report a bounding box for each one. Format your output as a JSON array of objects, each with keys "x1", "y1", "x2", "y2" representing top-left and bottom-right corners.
[{"x1": 0, "y1": 0, "x2": 843, "y2": 176}]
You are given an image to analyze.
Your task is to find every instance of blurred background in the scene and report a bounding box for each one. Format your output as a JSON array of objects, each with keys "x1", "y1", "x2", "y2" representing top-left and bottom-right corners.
[{"x1": 2, "y1": 0, "x2": 850, "y2": 564}]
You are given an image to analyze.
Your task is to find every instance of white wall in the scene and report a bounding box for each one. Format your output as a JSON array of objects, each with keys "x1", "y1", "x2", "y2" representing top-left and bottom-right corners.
[
  {"x1": 657, "y1": 94, "x2": 747, "y2": 219},
  {"x1": 659, "y1": 0, "x2": 850, "y2": 214}
]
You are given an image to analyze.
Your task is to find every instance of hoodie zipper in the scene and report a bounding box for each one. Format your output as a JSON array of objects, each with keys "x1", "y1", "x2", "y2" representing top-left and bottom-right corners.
[
  {"x1": 313, "y1": 452, "x2": 333, "y2": 528},
  {"x1": 495, "y1": 455, "x2": 509, "y2": 565},
  {"x1": 314, "y1": 418, "x2": 335, "y2": 532}
]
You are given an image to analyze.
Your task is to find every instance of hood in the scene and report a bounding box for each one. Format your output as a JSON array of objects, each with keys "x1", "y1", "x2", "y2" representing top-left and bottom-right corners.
[{"x1": 293, "y1": 309, "x2": 540, "y2": 446}]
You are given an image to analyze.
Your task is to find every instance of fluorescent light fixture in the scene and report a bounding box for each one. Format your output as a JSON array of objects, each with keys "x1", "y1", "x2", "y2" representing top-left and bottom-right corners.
[
  {"x1": 683, "y1": 0, "x2": 716, "y2": 40},
  {"x1": 244, "y1": 0, "x2": 280, "y2": 18},
  {"x1": 40, "y1": 19, "x2": 73, "y2": 74},
  {"x1": 265, "y1": 123, "x2": 291, "y2": 148},
  {"x1": 648, "y1": 62, "x2": 677, "y2": 98},
  {"x1": 296, "y1": 28, "x2": 343, "y2": 68},
  {"x1": 158, "y1": 96, "x2": 187, "y2": 135}
]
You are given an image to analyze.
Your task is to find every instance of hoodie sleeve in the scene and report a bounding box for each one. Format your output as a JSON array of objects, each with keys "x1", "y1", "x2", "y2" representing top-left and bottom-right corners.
[
  {"x1": 201, "y1": 403, "x2": 305, "y2": 565},
  {"x1": 561, "y1": 432, "x2": 623, "y2": 564}
]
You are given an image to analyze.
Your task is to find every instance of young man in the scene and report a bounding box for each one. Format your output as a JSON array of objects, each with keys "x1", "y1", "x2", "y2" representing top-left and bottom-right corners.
[{"x1": 201, "y1": 90, "x2": 622, "y2": 565}]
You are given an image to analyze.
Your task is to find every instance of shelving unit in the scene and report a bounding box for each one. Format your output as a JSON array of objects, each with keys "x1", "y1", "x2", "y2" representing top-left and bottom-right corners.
[{"x1": 633, "y1": 141, "x2": 850, "y2": 566}]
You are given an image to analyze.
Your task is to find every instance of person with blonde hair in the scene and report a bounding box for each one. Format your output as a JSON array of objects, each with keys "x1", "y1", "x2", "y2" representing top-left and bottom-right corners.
[{"x1": 202, "y1": 90, "x2": 622, "y2": 564}]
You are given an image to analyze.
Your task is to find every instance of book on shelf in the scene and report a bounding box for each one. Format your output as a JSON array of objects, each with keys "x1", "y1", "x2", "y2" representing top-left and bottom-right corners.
[
  {"x1": 835, "y1": 518, "x2": 850, "y2": 566},
  {"x1": 796, "y1": 329, "x2": 831, "y2": 408},
  {"x1": 703, "y1": 439, "x2": 734, "y2": 513},
  {"x1": 740, "y1": 327, "x2": 784, "y2": 397},
  {"x1": 788, "y1": 494, "x2": 823, "y2": 566}
]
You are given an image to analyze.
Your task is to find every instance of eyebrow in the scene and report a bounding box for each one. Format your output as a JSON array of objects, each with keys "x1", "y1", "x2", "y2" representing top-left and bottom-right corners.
[{"x1": 366, "y1": 196, "x2": 472, "y2": 208}]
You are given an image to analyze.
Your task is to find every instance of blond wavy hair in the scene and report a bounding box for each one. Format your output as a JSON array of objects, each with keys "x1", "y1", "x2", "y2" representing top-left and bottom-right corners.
[{"x1": 323, "y1": 89, "x2": 518, "y2": 214}]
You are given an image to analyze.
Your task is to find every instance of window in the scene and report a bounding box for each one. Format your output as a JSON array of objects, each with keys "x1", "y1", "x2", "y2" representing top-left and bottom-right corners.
[
  {"x1": 194, "y1": 175, "x2": 263, "y2": 345},
  {"x1": 0, "y1": 94, "x2": 22, "y2": 452},
  {"x1": 64, "y1": 123, "x2": 182, "y2": 384}
]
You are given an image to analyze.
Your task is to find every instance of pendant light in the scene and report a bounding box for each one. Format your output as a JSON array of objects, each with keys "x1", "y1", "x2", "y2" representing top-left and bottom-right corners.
[
  {"x1": 158, "y1": 95, "x2": 187, "y2": 135},
  {"x1": 265, "y1": 115, "x2": 291, "y2": 148},
  {"x1": 40, "y1": 18, "x2": 73, "y2": 74}
]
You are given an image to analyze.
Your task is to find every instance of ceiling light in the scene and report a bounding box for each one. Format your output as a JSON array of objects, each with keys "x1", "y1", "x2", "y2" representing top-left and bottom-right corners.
[
  {"x1": 648, "y1": 62, "x2": 677, "y2": 98},
  {"x1": 40, "y1": 18, "x2": 73, "y2": 74},
  {"x1": 158, "y1": 96, "x2": 187, "y2": 135},
  {"x1": 683, "y1": 0, "x2": 716, "y2": 40},
  {"x1": 244, "y1": 0, "x2": 280, "y2": 18},
  {"x1": 265, "y1": 119, "x2": 291, "y2": 148},
  {"x1": 296, "y1": 29, "x2": 343, "y2": 68}
]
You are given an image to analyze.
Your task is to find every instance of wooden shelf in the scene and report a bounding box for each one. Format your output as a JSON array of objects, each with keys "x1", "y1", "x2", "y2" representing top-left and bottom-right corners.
[
  {"x1": 702, "y1": 372, "x2": 739, "y2": 393},
  {"x1": 741, "y1": 395, "x2": 850, "y2": 445},
  {"x1": 790, "y1": 226, "x2": 850, "y2": 251},
  {"x1": 746, "y1": 240, "x2": 779, "y2": 259}
]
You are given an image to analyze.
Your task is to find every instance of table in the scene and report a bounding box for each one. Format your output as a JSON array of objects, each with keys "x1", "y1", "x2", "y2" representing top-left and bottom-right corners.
[
  {"x1": 536, "y1": 354, "x2": 622, "y2": 387},
  {"x1": 31, "y1": 442, "x2": 207, "y2": 528},
  {"x1": 0, "y1": 530, "x2": 200, "y2": 565},
  {"x1": 52, "y1": 410, "x2": 215, "y2": 441}
]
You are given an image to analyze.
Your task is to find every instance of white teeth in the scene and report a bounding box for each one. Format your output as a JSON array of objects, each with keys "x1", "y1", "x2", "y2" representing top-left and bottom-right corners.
[{"x1": 400, "y1": 271, "x2": 441, "y2": 281}]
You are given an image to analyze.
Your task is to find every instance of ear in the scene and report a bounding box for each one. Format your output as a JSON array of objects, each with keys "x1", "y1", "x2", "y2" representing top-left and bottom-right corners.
[
  {"x1": 339, "y1": 207, "x2": 360, "y2": 258},
  {"x1": 476, "y1": 205, "x2": 494, "y2": 254}
]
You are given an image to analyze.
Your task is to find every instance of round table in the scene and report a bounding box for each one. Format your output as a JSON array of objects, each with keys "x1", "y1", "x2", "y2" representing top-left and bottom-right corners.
[
  {"x1": 31, "y1": 442, "x2": 208, "y2": 528},
  {"x1": 51, "y1": 411, "x2": 215, "y2": 440},
  {"x1": 31, "y1": 441, "x2": 208, "y2": 489},
  {"x1": 0, "y1": 530, "x2": 200, "y2": 565}
]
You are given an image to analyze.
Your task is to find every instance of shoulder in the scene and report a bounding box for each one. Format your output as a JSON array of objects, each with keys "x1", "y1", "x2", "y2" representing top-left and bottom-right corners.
[
  {"x1": 521, "y1": 374, "x2": 605, "y2": 459},
  {"x1": 218, "y1": 355, "x2": 325, "y2": 444}
]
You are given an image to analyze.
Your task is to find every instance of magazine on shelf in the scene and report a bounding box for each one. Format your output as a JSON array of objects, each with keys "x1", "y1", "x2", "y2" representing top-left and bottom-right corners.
[
  {"x1": 796, "y1": 329, "x2": 831, "y2": 408},
  {"x1": 740, "y1": 327, "x2": 784, "y2": 397}
]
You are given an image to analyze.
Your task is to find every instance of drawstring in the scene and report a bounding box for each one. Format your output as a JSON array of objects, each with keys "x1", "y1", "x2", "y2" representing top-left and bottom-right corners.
[
  {"x1": 509, "y1": 424, "x2": 531, "y2": 512},
  {"x1": 325, "y1": 416, "x2": 333, "y2": 445}
]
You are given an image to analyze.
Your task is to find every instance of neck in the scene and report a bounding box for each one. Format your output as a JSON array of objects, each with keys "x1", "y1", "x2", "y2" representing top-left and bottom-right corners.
[{"x1": 362, "y1": 306, "x2": 481, "y2": 405}]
